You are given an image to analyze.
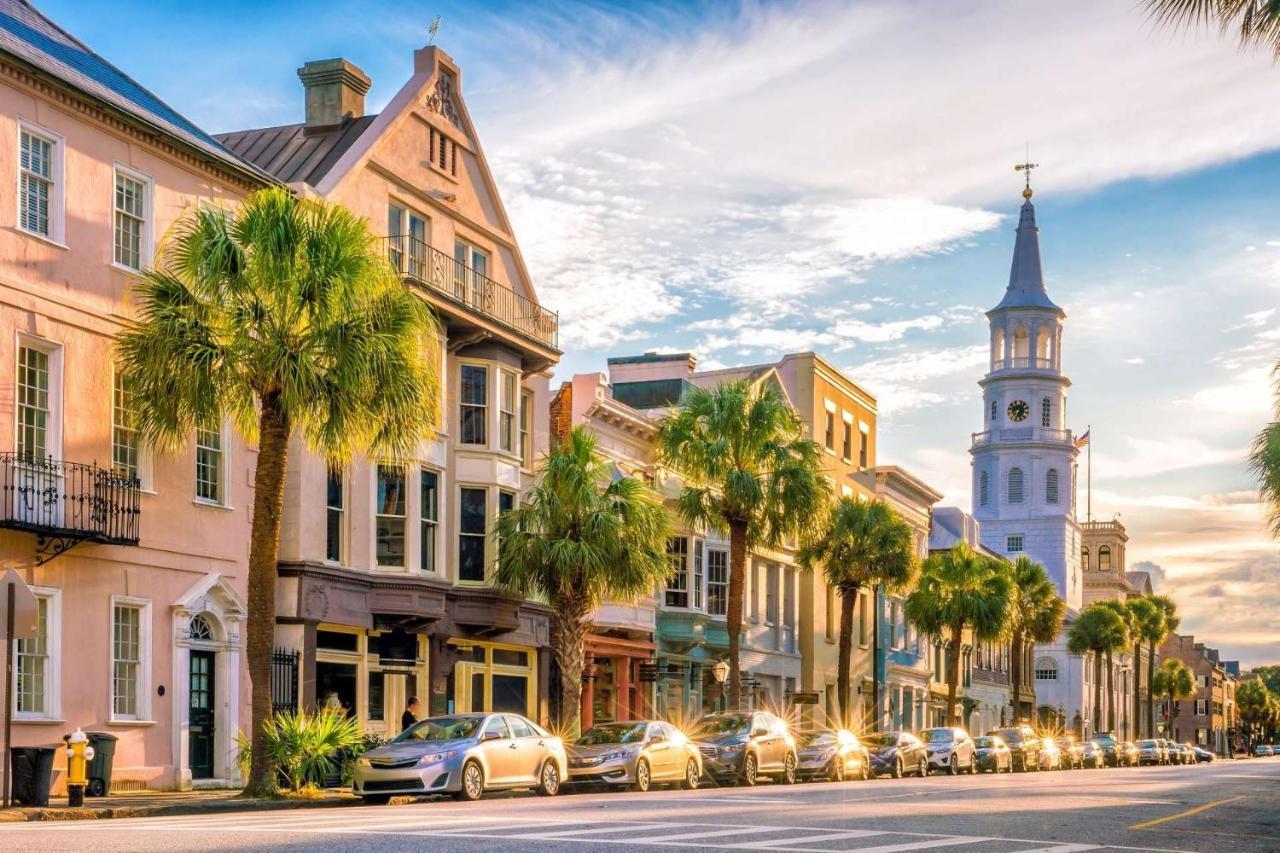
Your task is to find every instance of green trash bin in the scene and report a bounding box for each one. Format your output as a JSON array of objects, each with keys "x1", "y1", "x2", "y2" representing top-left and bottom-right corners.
[
  {"x1": 85, "y1": 732, "x2": 118, "y2": 797},
  {"x1": 11, "y1": 745, "x2": 57, "y2": 807}
]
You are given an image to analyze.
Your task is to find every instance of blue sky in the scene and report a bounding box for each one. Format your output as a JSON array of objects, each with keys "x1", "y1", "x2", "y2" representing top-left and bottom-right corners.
[{"x1": 42, "y1": 0, "x2": 1280, "y2": 666}]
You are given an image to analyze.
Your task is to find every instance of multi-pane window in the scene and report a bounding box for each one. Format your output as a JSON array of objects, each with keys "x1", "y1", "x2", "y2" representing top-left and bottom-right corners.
[
  {"x1": 1035, "y1": 661, "x2": 1058, "y2": 681},
  {"x1": 113, "y1": 170, "x2": 146, "y2": 269},
  {"x1": 499, "y1": 371, "x2": 516, "y2": 453},
  {"x1": 707, "y1": 549, "x2": 728, "y2": 616},
  {"x1": 112, "y1": 604, "x2": 142, "y2": 718},
  {"x1": 420, "y1": 470, "x2": 438, "y2": 572},
  {"x1": 112, "y1": 370, "x2": 139, "y2": 480},
  {"x1": 823, "y1": 410, "x2": 835, "y2": 450},
  {"x1": 16, "y1": 345, "x2": 50, "y2": 460},
  {"x1": 19, "y1": 129, "x2": 53, "y2": 236},
  {"x1": 16, "y1": 596, "x2": 49, "y2": 715},
  {"x1": 1195, "y1": 699, "x2": 1208, "y2": 716},
  {"x1": 326, "y1": 469, "x2": 343, "y2": 562},
  {"x1": 459, "y1": 487, "x2": 487, "y2": 581},
  {"x1": 1007, "y1": 534, "x2": 1024, "y2": 553},
  {"x1": 195, "y1": 425, "x2": 223, "y2": 503},
  {"x1": 1099, "y1": 546, "x2": 1112, "y2": 572},
  {"x1": 1081, "y1": 546, "x2": 1090, "y2": 570},
  {"x1": 1046, "y1": 468, "x2": 1060, "y2": 504},
  {"x1": 1041, "y1": 398, "x2": 1052, "y2": 428},
  {"x1": 519, "y1": 389, "x2": 533, "y2": 467},
  {"x1": 858, "y1": 428, "x2": 869, "y2": 468},
  {"x1": 990, "y1": 400, "x2": 997, "y2": 421},
  {"x1": 842, "y1": 419, "x2": 852, "y2": 461},
  {"x1": 765, "y1": 562, "x2": 779, "y2": 624},
  {"x1": 692, "y1": 539, "x2": 704, "y2": 611},
  {"x1": 664, "y1": 537, "x2": 688, "y2": 608},
  {"x1": 375, "y1": 465, "x2": 406, "y2": 567},
  {"x1": 1007, "y1": 467, "x2": 1024, "y2": 504},
  {"x1": 387, "y1": 204, "x2": 427, "y2": 276},
  {"x1": 460, "y1": 365, "x2": 487, "y2": 445}
]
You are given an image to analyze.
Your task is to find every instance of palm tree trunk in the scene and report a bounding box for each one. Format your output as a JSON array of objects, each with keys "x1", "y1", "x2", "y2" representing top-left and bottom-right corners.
[
  {"x1": 553, "y1": 595, "x2": 591, "y2": 739},
  {"x1": 245, "y1": 396, "x2": 290, "y2": 796},
  {"x1": 1146, "y1": 641, "x2": 1156, "y2": 738},
  {"x1": 946, "y1": 624, "x2": 963, "y2": 727},
  {"x1": 837, "y1": 584, "x2": 857, "y2": 728},
  {"x1": 1010, "y1": 630, "x2": 1023, "y2": 723},
  {"x1": 1132, "y1": 642, "x2": 1142, "y2": 738},
  {"x1": 726, "y1": 520, "x2": 748, "y2": 711},
  {"x1": 1092, "y1": 652, "x2": 1103, "y2": 736},
  {"x1": 1106, "y1": 650, "x2": 1116, "y2": 733}
]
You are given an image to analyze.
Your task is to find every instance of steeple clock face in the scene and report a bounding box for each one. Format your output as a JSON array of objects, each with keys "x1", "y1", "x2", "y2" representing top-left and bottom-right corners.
[{"x1": 1007, "y1": 400, "x2": 1030, "y2": 422}]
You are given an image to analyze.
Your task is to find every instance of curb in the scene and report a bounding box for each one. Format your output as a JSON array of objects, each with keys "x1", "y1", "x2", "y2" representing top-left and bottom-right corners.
[{"x1": 0, "y1": 795, "x2": 363, "y2": 823}]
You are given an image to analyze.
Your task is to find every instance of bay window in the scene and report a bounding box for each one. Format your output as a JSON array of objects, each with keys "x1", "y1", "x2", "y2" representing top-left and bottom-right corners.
[
  {"x1": 499, "y1": 370, "x2": 516, "y2": 453},
  {"x1": 460, "y1": 364, "x2": 487, "y2": 445},
  {"x1": 459, "y1": 487, "x2": 487, "y2": 582},
  {"x1": 664, "y1": 537, "x2": 688, "y2": 608},
  {"x1": 375, "y1": 465, "x2": 406, "y2": 567}
]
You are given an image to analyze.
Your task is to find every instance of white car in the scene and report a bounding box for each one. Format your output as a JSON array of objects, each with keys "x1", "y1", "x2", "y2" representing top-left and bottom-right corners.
[{"x1": 920, "y1": 727, "x2": 978, "y2": 775}]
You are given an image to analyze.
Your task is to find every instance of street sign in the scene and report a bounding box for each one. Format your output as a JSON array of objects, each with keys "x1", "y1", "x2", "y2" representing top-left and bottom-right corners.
[
  {"x1": 0, "y1": 569, "x2": 39, "y2": 639},
  {"x1": 787, "y1": 691, "x2": 820, "y2": 705}
]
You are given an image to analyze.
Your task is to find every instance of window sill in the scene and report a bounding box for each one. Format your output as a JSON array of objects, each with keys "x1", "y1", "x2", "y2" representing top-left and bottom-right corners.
[
  {"x1": 193, "y1": 498, "x2": 234, "y2": 511},
  {"x1": 110, "y1": 262, "x2": 145, "y2": 277},
  {"x1": 14, "y1": 227, "x2": 68, "y2": 250},
  {"x1": 107, "y1": 719, "x2": 157, "y2": 727},
  {"x1": 15, "y1": 717, "x2": 65, "y2": 725}
]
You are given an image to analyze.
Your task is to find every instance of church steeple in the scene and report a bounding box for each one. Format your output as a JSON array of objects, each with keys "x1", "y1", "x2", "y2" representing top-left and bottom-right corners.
[{"x1": 991, "y1": 168, "x2": 1062, "y2": 314}]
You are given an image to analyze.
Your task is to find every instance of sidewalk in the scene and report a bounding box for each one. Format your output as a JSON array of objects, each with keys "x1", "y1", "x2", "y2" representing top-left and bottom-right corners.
[{"x1": 0, "y1": 788, "x2": 364, "y2": 822}]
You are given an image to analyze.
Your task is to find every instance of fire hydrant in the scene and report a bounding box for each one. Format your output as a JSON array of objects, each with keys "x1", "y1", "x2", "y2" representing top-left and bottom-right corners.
[{"x1": 63, "y1": 729, "x2": 95, "y2": 807}]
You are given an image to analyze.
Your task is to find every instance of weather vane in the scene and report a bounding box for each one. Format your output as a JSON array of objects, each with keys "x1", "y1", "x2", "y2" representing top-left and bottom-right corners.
[
  {"x1": 429, "y1": 16, "x2": 442, "y2": 45},
  {"x1": 1014, "y1": 153, "x2": 1038, "y2": 199}
]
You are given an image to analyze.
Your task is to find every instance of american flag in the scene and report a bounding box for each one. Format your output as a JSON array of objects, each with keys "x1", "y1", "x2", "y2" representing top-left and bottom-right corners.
[{"x1": 1074, "y1": 429, "x2": 1091, "y2": 449}]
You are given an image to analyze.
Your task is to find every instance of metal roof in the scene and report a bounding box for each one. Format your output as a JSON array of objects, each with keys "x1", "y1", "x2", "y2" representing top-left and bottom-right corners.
[{"x1": 214, "y1": 116, "x2": 378, "y2": 187}]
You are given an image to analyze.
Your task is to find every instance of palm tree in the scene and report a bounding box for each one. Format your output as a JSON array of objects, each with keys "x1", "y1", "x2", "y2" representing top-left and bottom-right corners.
[
  {"x1": 903, "y1": 543, "x2": 1012, "y2": 726},
  {"x1": 1096, "y1": 600, "x2": 1135, "y2": 735},
  {"x1": 1249, "y1": 402, "x2": 1280, "y2": 538},
  {"x1": 1146, "y1": 0, "x2": 1280, "y2": 58},
  {"x1": 1126, "y1": 597, "x2": 1163, "y2": 738},
  {"x1": 1006, "y1": 557, "x2": 1065, "y2": 724},
  {"x1": 1067, "y1": 604, "x2": 1129, "y2": 736},
  {"x1": 493, "y1": 427, "x2": 669, "y2": 737},
  {"x1": 1236, "y1": 678, "x2": 1272, "y2": 750},
  {"x1": 1147, "y1": 594, "x2": 1181, "y2": 736},
  {"x1": 798, "y1": 497, "x2": 920, "y2": 727},
  {"x1": 657, "y1": 380, "x2": 827, "y2": 710},
  {"x1": 1152, "y1": 658, "x2": 1195, "y2": 740},
  {"x1": 116, "y1": 187, "x2": 439, "y2": 795}
]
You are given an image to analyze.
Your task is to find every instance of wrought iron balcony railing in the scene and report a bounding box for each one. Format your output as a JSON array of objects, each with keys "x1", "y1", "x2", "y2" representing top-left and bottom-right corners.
[
  {"x1": 0, "y1": 453, "x2": 141, "y2": 563},
  {"x1": 384, "y1": 235, "x2": 559, "y2": 350}
]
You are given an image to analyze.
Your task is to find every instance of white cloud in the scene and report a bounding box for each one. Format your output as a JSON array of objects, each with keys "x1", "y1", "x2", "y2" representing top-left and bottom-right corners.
[
  {"x1": 1091, "y1": 436, "x2": 1244, "y2": 480},
  {"x1": 843, "y1": 344, "x2": 989, "y2": 413}
]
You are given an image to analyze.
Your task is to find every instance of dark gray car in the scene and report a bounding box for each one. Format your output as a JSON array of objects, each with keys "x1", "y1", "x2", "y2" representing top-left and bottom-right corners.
[{"x1": 691, "y1": 711, "x2": 797, "y2": 786}]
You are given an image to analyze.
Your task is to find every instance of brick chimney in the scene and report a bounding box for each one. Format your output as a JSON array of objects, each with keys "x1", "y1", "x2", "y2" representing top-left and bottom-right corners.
[{"x1": 297, "y1": 58, "x2": 371, "y2": 130}]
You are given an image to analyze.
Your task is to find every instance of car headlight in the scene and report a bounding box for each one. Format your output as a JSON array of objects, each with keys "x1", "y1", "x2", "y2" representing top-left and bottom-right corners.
[
  {"x1": 600, "y1": 748, "x2": 637, "y2": 762},
  {"x1": 814, "y1": 749, "x2": 835, "y2": 762},
  {"x1": 357, "y1": 757, "x2": 372, "y2": 768},
  {"x1": 719, "y1": 742, "x2": 745, "y2": 755},
  {"x1": 418, "y1": 751, "x2": 457, "y2": 766}
]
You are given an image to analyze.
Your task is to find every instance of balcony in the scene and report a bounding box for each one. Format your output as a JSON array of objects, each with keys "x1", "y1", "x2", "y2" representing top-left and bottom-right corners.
[
  {"x1": 384, "y1": 235, "x2": 559, "y2": 352},
  {"x1": 992, "y1": 356, "x2": 1056, "y2": 371},
  {"x1": 0, "y1": 453, "x2": 141, "y2": 564},
  {"x1": 971, "y1": 426, "x2": 1074, "y2": 449}
]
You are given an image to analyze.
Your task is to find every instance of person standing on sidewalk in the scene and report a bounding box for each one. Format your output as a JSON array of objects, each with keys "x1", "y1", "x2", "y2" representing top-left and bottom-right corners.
[{"x1": 401, "y1": 697, "x2": 420, "y2": 732}]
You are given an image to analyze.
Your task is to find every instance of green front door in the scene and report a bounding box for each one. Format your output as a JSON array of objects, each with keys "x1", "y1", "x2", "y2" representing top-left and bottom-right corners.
[{"x1": 189, "y1": 650, "x2": 215, "y2": 779}]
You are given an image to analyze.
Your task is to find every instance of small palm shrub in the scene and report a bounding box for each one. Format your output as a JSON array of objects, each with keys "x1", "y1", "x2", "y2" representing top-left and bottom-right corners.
[{"x1": 235, "y1": 708, "x2": 365, "y2": 794}]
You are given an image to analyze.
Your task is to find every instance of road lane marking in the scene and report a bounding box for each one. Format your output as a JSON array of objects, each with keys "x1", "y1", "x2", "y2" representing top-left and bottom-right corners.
[
  {"x1": 837, "y1": 839, "x2": 991, "y2": 852},
  {"x1": 1013, "y1": 845, "x2": 1102, "y2": 852},
  {"x1": 636, "y1": 827, "x2": 800, "y2": 842},
  {"x1": 1128, "y1": 795, "x2": 1245, "y2": 830},
  {"x1": 500, "y1": 822, "x2": 673, "y2": 838},
  {"x1": 731, "y1": 829, "x2": 886, "y2": 847}
]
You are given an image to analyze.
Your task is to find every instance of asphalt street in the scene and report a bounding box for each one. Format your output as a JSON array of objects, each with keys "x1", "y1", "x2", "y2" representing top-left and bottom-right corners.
[{"x1": 2, "y1": 758, "x2": 1277, "y2": 852}]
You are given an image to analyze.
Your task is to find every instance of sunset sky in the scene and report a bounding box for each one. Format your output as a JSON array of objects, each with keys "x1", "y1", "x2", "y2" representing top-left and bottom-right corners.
[{"x1": 46, "y1": 0, "x2": 1280, "y2": 666}]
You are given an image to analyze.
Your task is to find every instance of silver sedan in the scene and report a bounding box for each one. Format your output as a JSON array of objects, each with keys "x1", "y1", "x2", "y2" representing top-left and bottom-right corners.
[
  {"x1": 354, "y1": 712, "x2": 567, "y2": 803},
  {"x1": 568, "y1": 720, "x2": 702, "y2": 792}
]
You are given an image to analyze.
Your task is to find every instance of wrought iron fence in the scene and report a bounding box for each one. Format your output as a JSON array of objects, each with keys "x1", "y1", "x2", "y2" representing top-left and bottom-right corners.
[
  {"x1": 383, "y1": 234, "x2": 559, "y2": 349},
  {"x1": 0, "y1": 452, "x2": 140, "y2": 544},
  {"x1": 271, "y1": 647, "x2": 299, "y2": 713}
]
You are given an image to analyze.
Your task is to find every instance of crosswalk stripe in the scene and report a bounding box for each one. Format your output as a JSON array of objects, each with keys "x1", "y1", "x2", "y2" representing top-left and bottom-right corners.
[
  {"x1": 727, "y1": 829, "x2": 887, "y2": 848},
  {"x1": 837, "y1": 838, "x2": 991, "y2": 853},
  {"x1": 500, "y1": 822, "x2": 672, "y2": 838},
  {"x1": 1013, "y1": 845, "x2": 1102, "y2": 852}
]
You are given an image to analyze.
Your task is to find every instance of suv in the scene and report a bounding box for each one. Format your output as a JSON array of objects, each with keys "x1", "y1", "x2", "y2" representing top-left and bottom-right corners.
[
  {"x1": 1093, "y1": 732, "x2": 1120, "y2": 767},
  {"x1": 989, "y1": 726, "x2": 1042, "y2": 772},
  {"x1": 921, "y1": 727, "x2": 977, "y2": 775},
  {"x1": 691, "y1": 711, "x2": 797, "y2": 786}
]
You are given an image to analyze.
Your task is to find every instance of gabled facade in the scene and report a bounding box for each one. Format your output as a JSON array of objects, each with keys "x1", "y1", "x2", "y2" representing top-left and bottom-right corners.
[
  {"x1": 218, "y1": 46, "x2": 559, "y2": 733},
  {"x1": 0, "y1": 0, "x2": 271, "y2": 789}
]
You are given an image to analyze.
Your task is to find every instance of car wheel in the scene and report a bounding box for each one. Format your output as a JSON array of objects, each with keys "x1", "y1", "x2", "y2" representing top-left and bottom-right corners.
[
  {"x1": 831, "y1": 756, "x2": 846, "y2": 783},
  {"x1": 892, "y1": 757, "x2": 904, "y2": 779},
  {"x1": 361, "y1": 794, "x2": 391, "y2": 805},
  {"x1": 860, "y1": 759, "x2": 871, "y2": 781},
  {"x1": 949, "y1": 755, "x2": 959, "y2": 776},
  {"x1": 456, "y1": 760, "x2": 484, "y2": 801},
  {"x1": 918, "y1": 757, "x2": 929, "y2": 778},
  {"x1": 968, "y1": 754, "x2": 978, "y2": 774},
  {"x1": 779, "y1": 752, "x2": 798, "y2": 785},
  {"x1": 536, "y1": 760, "x2": 561, "y2": 797},
  {"x1": 682, "y1": 759, "x2": 700, "y2": 790},
  {"x1": 741, "y1": 753, "x2": 758, "y2": 786},
  {"x1": 633, "y1": 758, "x2": 652, "y2": 793}
]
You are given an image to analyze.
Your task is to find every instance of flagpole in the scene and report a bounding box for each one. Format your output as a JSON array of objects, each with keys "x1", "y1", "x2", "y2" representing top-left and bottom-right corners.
[{"x1": 1087, "y1": 423, "x2": 1092, "y2": 523}]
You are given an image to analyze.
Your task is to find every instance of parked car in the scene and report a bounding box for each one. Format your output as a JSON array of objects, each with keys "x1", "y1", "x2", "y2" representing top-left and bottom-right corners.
[
  {"x1": 921, "y1": 727, "x2": 978, "y2": 775},
  {"x1": 1191, "y1": 746, "x2": 1214, "y2": 763},
  {"x1": 973, "y1": 735, "x2": 1012, "y2": 773},
  {"x1": 1170, "y1": 742, "x2": 1191, "y2": 765},
  {"x1": 1093, "y1": 733, "x2": 1121, "y2": 767},
  {"x1": 354, "y1": 713, "x2": 567, "y2": 803},
  {"x1": 691, "y1": 711, "x2": 797, "y2": 786},
  {"x1": 1117, "y1": 741, "x2": 1141, "y2": 767},
  {"x1": 1038, "y1": 737, "x2": 1063, "y2": 770},
  {"x1": 1080, "y1": 740, "x2": 1105, "y2": 769},
  {"x1": 1055, "y1": 737, "x2": 1085, "y2": 770},
  {"x1": 1179, "y1": 743, "x2": 1197, "y2": 765},
  {"x1": 1136, "y1": 739, "x2": 1164, "y2": 765},
  {"x1": 1155, "y1": 738, "x2": 1174, "y2": 765},
  {"x1": 989, "y1": 727, "x2": 1042, "y2": 772},
  {"x1": 568, "y1": 720, "x2": 701, "y2": 792},
  {"x1": 866, "y1": 731, "x2": 929, "y2": 778},
  {"x1": 1254, "y1": 744, "x2": 1274, "y2": 757},
  {"x1": 795, "y1": 729, "x2": 870, "y2": 782}
]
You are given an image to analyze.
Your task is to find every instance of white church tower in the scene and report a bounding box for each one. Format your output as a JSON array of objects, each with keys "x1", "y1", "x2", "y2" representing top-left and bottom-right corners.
[{"x1": 971, "y1": 175, "x2": 1082, "y2": 609}]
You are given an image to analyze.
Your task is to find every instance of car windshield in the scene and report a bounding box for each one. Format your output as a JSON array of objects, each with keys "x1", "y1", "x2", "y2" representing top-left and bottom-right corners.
[
  {"x1": 394, "y1": 715, "x2": 481, "y2": 743},
  {"x1": 799, "y1": 731, "x2": 838, "y2": 747},
  {"x1": 923, "y1": 729, "x2": 954, "y2": 743},
  {"x1": 575, "y1": 723, "x2": 648, "y2": 745},
  {"x1": 974, "y1": 737, "x2": 996, "y2": 748},
  {"x1": 692, "y1": 715, "x2": 751, "y2": 738},
  {"x1": 865, "y1": 733, "x2": 900, "y2": 747},
  {"x1": 994, "y1": 730, "x2": 1022, "y2": 743},
  {"x1": 1094, "y1": 734, "x2": 1116, "y2": 746},
  {"x1": 1138, "y1": 740, "x2": 1157, "y2": 747}
]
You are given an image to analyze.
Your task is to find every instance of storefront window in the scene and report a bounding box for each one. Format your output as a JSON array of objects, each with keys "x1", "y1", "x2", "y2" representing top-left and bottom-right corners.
[
  {"x1": 447, "y1": 641, "x2": 536, "y2": 718},
  {"x1": 317, "y1": 661, "x2": 357, "y2": 716},
  {"x1": 314, "y1": 627, "x2": 426, "y2": 738},
  {"x1": 493, "y1": 674, "x2": 528, "y2": 713}
]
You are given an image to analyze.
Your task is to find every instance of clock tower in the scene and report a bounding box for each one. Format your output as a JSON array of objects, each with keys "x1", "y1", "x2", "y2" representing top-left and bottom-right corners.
[{"x1": 970, "y1": 180, "x2": 1081, "y2": 609}]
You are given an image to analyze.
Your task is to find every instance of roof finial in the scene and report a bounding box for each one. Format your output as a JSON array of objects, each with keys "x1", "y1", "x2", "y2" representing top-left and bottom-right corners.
[{"x1": 1014, "y1": 145, "x2": 1038, "y2": 200}]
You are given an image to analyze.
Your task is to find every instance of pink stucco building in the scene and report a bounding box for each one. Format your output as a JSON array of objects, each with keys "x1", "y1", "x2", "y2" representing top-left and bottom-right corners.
[{"x1": 0, "y1": 0, "x2": 272, "y2": 790}]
